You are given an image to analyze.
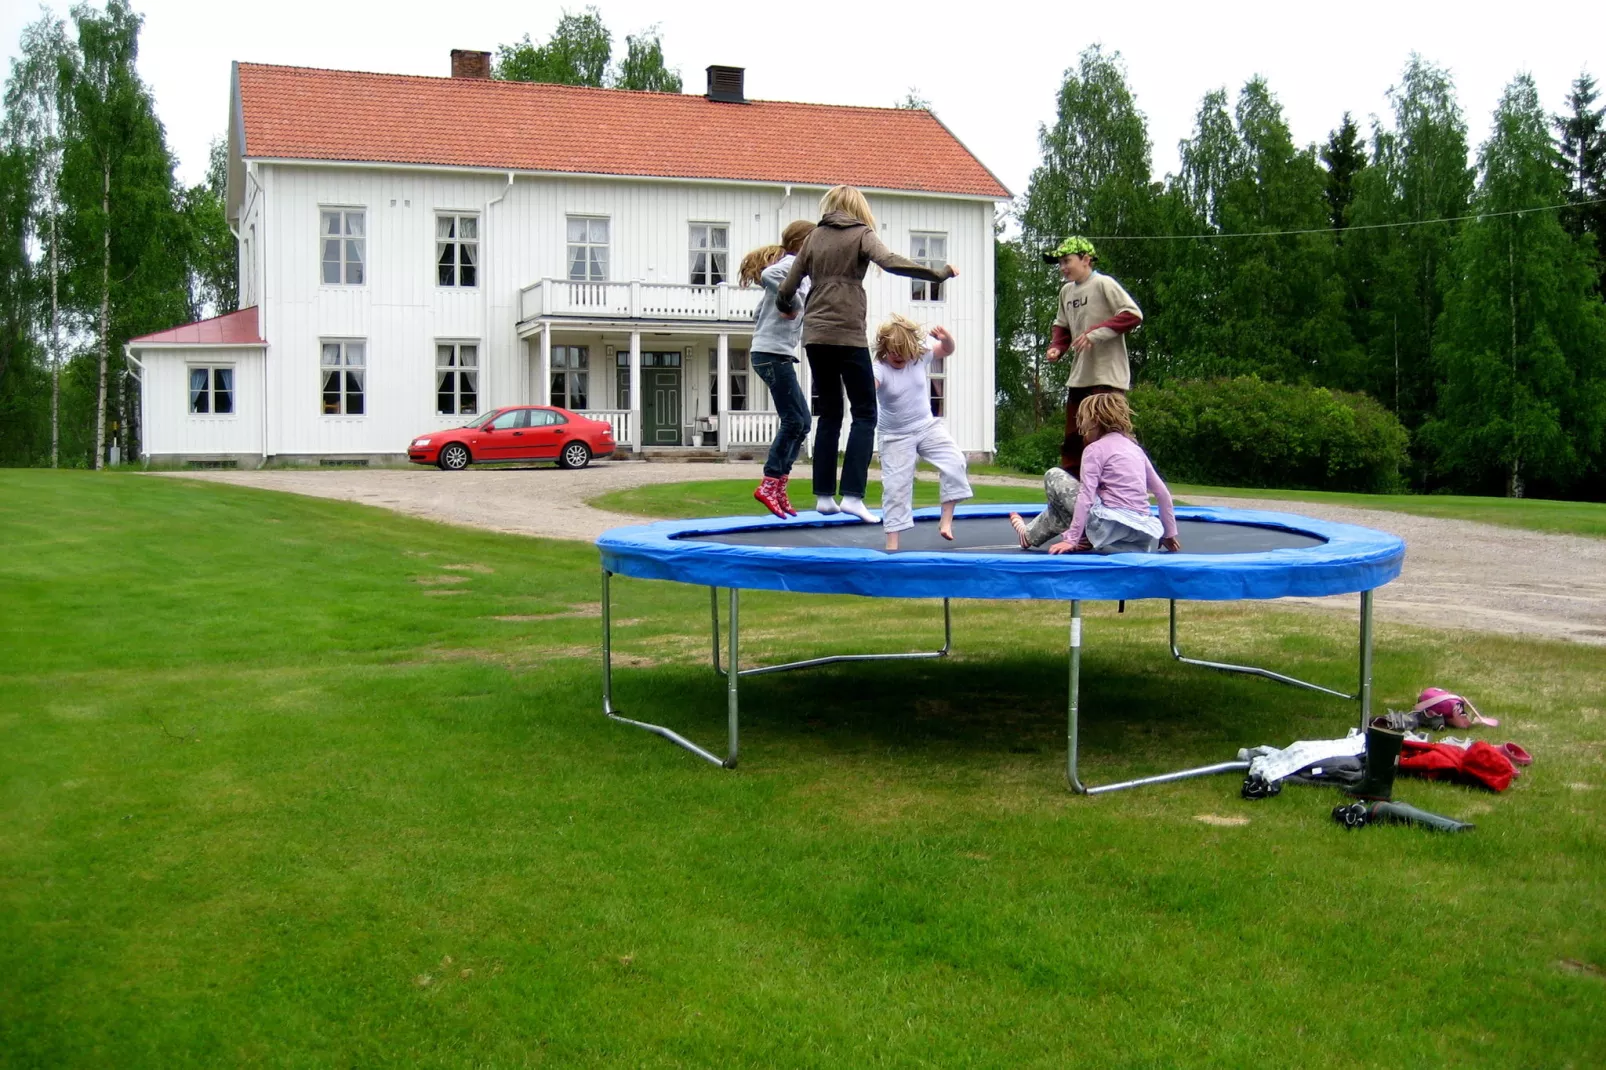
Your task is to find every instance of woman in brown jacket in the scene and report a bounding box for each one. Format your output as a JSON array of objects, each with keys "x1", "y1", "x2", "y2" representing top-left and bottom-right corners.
[{"x1": 776, "y1": 185, "x2": 956, "y2": 521}]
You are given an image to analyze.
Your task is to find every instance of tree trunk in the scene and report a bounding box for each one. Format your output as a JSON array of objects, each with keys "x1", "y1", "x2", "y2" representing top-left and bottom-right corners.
[
  {"x1": 94, "y1": 159, "x2": 109, "y2": 470},
  {"x1": 1507, "y1": 230, "x2": 1522, "y2": 499},
  {"x1": 49, "y1": 193, "x2": 60, "y2": 469}
]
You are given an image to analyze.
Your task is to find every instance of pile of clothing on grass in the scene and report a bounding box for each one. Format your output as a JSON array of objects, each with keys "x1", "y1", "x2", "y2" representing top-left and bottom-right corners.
[{"x1": 1238, "y1": 689, "x2": 1531, "y2": 832}]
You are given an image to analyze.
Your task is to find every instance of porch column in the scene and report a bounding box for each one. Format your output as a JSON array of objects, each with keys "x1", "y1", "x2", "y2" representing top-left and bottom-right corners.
[
  {"x1": 628, "y1": 330, "x2": 642, "y2": 450},
  {"x1": 716, "y1": 332, "x2": 730, "y2": 452},
  {"x1": 537, "y1": 326, "x2": 552, "y2": 406}
]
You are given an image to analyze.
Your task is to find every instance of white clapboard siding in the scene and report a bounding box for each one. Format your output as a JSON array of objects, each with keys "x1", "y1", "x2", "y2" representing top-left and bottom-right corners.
[
  {"x1": 242, "y1": 162, "x2": 996, "y2": 459},
  {"x1": 139, "y1": 347, "x2": 265, "y2": 457}
]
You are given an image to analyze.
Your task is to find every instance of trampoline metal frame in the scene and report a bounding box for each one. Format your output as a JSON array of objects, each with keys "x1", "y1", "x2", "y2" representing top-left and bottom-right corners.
[{"x1": 600, "y1": 567, "x2": 1376, "y2": 793}]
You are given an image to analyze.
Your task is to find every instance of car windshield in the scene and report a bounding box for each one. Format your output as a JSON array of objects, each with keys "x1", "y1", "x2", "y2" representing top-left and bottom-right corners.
[{"x1": 468, "y1": 411, "x2": 503, "y2": 429}]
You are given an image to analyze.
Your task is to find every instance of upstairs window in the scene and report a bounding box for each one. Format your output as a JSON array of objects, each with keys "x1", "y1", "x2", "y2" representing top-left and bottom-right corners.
[
  {"x1": 320, "y1": 209, "x2": 365, "y2": 285},
  {"x1": 188, "y1": 367, "x2": 234, "y2": 414},
  {"x1": 321, "y1": 340, "x2": 366, "y2": 415},
  {"x1": 567, "y1": 216, "x2": 609, "y2": 281},
  {"x1": 436, "y1": 342, "x2": 478, "y2": 416},
  {"x1": 708, "y1": 349, "x2": 749, "y2": 415},
  {"x1": 910, "y1": 232, "x2": 947, "y2": 301},
  {"x1": 689, "y1": 223, "x2": 729, "y2": 286},
  {"x1": 437, "y1": 214, "x2": 478, "y2": 287},
  {"x1": 551, "y1": 346, "x2": 589, "y2": 411}
]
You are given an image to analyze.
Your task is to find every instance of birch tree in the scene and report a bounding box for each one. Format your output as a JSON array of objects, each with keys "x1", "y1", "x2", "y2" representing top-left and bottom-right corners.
[
  {"x1": 5, "y1": 11, "x2": 73, "y2": 467},
  {"x1": 60, "y1": 0, "x2": 188, "y2": 467}
]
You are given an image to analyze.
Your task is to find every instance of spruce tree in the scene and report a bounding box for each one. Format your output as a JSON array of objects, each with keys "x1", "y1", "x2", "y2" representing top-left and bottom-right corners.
[
  {"x1": 1554, "y1": 73, "x2": 1606, "y2": 291},
  {"x1": 1321, "y1": 112, "x2": 1367, "y2": 233},
  {"x1": 1427, "y1": 74, "x2": 1606, "y2": 497}
]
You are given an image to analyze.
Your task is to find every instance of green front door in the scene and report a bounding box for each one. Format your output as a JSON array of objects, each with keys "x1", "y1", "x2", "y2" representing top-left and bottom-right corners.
[
  {"x1": 643, "y1": 367, "x2": 682, "y2": 444},
  {"x1": 617, "y1": 352, "x2": 683, "y2": 446}
]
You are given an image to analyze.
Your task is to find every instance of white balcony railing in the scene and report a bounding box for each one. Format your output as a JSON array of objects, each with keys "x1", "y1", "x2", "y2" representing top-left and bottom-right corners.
[
  {"x1": 579, "y1": 409, "x2": 633, "y2": 446},
  {"x1": 520, "y1": 279, "x2": 762, "y2": 324},
  {"x1": 725, "y1": 411, "x2": 778, "y2": 446}
]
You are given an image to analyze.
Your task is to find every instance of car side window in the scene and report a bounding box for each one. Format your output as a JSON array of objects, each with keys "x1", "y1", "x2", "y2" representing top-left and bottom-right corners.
[
  {"x1": 489, "y1": 410, "x2": 525, "y2": 430},
  {"x1": 529, "y1": 409, "x2": 565, "y2": 427}
]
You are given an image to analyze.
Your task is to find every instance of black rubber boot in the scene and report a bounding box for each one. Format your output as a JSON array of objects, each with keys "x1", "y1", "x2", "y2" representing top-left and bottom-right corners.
[{"x1": 1346, "y1": 723, "x2": 1405, "y2": 801}]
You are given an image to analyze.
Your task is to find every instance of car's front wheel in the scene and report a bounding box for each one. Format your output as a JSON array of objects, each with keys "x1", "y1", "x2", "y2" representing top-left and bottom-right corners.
[
  {"x1": 438, "y1": 443, "x2": 471, "y2": 471},
  {"x1": 558, "y1": 441, "x2": 592, "y2": 470}
]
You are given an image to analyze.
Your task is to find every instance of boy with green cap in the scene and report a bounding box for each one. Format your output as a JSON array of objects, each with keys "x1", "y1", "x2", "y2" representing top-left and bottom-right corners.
[{"x1": 1043, "y1": 236, "x2": 1143, "y2": 474}]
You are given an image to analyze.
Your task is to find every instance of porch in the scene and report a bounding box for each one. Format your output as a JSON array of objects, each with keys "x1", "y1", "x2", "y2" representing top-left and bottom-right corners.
[{"x1": 517, "y1": 278, "x2": 785, "y2": 454}]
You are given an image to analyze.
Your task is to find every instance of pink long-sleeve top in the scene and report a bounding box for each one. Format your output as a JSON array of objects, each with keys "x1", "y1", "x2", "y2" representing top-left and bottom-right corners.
[{"x1": 1064, "y1": 432, "x2": 1178, "y2": 545}]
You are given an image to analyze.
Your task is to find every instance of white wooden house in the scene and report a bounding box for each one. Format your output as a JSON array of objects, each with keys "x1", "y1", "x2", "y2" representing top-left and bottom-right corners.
[{"x1": 129, "y1": 54, "x2": 1010, "y2": 466}]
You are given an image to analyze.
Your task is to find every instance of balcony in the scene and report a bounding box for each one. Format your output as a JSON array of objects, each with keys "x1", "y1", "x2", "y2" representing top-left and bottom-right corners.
[{"x1": 519, "y1": 279, "x2": 762, "y2": 325}]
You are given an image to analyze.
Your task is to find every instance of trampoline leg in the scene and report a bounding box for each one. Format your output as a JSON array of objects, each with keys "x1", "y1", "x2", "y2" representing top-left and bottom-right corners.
[
  {"x1": 726, "y1": 586, "x2": 740, "y2": 768},
  {"x1": 1358, "y1": 589, "x2": 1374, "y2": 730},
  {"x1": 1067, "y1": 600, "x2": 1086, "y2": 794},
  {"x1": 1068, "y1": 598, "x2": 1251, "y2": 795},
  {"x1": 1168, "y1": 599, "x2": 1356, "y2": 701},
  {"x1": 600, "y1": 567, "x2": 731, "y2": 769},
  {"x1": 710, "y1": 586, "x2": 721, "y2": 671}
]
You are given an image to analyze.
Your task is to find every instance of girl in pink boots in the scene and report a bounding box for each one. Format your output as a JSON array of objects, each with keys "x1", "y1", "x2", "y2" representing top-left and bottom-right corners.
[{"x1": 742, "y1": 220, "x2": 816, "y2": 518}]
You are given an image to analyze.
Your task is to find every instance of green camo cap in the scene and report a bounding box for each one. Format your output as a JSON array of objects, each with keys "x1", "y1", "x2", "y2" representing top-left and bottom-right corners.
[{"x1": 1042, "y1": 236, "x2": 1097, "y2": 263}]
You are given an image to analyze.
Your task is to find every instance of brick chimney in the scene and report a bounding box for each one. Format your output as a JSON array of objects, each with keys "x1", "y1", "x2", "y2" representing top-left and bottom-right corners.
[
  {"x1": 705, "y1": 66, "x2": 746, "y2": 104},
  {"x1": 451, "y1": 50, "x2": 492, "y2": 79}
]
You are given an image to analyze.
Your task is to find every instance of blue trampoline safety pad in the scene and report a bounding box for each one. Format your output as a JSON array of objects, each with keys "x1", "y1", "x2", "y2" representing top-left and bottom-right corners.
[{"x1": 595, "y1": 504, "x2": 1405, "y2": 602}]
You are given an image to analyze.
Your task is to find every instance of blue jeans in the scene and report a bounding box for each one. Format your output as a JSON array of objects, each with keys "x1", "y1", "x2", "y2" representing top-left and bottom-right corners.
[
  {"x1": 750, "y1": 351, "x2": 811, "y2": 479},
  {"x1": 806, "y1": 344, "x2": 877, "y2": 498}
]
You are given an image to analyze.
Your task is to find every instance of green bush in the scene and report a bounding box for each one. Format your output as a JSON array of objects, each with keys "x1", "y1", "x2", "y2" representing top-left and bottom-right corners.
[{"x1": 996, "y1": 378, "x2": 1410, "y2": 493}]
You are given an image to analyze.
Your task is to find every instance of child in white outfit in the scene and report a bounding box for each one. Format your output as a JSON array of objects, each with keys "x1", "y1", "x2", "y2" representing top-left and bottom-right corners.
[{"x1": 873, "y1": 316, "x2": 972, "y2": 551}]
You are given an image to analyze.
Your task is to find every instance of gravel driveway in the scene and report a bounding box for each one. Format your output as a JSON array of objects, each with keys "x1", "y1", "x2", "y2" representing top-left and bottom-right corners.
[{"x1": 160, "y1": 462, "x2": 1606, "y2": 645}]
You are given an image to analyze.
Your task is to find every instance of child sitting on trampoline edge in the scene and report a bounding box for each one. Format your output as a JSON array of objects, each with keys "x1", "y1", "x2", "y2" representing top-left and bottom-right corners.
[
  {"x1": 874, "y1": 315, "x2": 972, "y2": 551},
  {"x1": 1008, "y1": 393, "x2": 1181, "y2": 554}
]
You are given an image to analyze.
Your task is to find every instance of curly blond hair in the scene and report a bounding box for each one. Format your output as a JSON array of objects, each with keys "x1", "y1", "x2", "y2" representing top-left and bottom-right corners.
[
  {"x1": 1077, "y1": 392, "x2": 1134, "y2": 439},
  {"x1": 874, "y1": 314, "x2": 925, "y2": 363}
]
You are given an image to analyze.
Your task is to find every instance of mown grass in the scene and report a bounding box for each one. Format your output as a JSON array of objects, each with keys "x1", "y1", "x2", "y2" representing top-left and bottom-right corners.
[
  {"x1": 593, "y1": 472, "x2": 1606, "y2": 539},
  {"x1": 3, "y1": 470, "x2": 1605, "y2": 1067}
]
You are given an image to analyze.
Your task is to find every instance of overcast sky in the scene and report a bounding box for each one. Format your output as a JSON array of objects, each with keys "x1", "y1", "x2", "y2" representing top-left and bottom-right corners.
[{"x1": 3, "y1": 0, "x2": 1601, "y2": 202}]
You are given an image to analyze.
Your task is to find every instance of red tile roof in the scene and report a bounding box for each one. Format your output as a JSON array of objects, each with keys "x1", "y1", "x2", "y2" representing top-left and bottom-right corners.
[
  {"x1": 129, "y1": 307, "x2": 265, "y2": 346},
  {"x1": 235, "y1": 64, "x2": 1010, "y2": 199}
]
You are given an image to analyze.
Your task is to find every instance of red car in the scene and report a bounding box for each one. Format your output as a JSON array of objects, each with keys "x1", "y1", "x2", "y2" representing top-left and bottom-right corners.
[{"x1": 408, "y1": 406, "x2": 615, "y2": 471}]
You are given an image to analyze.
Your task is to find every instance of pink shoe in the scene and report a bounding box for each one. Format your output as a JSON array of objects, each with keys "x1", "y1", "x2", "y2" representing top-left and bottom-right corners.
[{"x1": 1498, "y1": 742, "x2": 1533, "y2": 767}]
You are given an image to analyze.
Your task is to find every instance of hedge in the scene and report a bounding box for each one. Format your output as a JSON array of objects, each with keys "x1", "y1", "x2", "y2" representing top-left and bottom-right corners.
[{"x1": 995, "y1": 377, "x2": 1410, "y2": 493}]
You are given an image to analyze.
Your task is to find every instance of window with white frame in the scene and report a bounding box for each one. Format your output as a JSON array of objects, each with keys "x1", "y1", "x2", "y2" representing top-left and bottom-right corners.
[
  {"x1": 436, "y1": 214, "x2": 478, "y2": 287},
  {"x1": 320, "y1": 340, "x2": 366, "y2": 415},
  {"x1": 566, "y1": 216, "x2": 609, "y2": 281},
  {"x1": 320, "y1": 208, "x2": 366, "y2": 285},
  {"x1": 708, "y1": 349, "x2": 749, "y2": 415},
  {"x1": 436, "y1": 343, "x2": 478, "y2": 416},
  {"x1": 551, "y1": 346, "x2": 589, "y2": 410},
  {"x1": 689, "y1": 223, "x2": 729, "y2": 286},
  {"x1": 909, "y1": 232, "x2": 947, "y2": 301},
  {"x1": 929, "y1": 351, "x2": 946, "y2": 418},
  {"x1": 188, "y1": 366, "x2": 234, "y2": 414}
]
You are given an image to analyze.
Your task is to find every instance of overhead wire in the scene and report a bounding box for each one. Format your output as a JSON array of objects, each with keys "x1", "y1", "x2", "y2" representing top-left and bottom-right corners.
[{"x1": 1076, "y1": 196, "x2": 1606, "y2": 241}]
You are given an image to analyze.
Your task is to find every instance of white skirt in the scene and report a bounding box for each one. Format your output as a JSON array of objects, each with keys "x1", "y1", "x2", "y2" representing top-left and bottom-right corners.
[{"x1": 1086, "y1": 500, "x2": 1163, "y2": 551}]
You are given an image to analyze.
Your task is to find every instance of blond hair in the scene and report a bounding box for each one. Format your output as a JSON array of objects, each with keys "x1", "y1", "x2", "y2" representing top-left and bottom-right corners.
[
  {"x1": 820, "y1": 185, "x2": 875, "y2": 229},
  {"x1": 737, "y1": 221, "x2": 817, "y2": 287},
  {"x1": 1077, "y1": 392, "x2": 1134, "y2": 439},
  {"x1": 874, "y1": 314, "x2": 925, "y2": 363}
]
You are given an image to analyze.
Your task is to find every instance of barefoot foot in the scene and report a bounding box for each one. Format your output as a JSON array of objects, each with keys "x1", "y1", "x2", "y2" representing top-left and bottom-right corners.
[{"x1": 1008, "y1": 512, "x2": 1030, "y2": 549}]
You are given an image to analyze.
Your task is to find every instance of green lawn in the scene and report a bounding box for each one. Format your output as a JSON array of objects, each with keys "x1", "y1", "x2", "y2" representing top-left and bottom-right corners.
[
  {"x1": 593, "y1": 471, "x2": 1606, "y2": 539},
  {"x1": 4, "y1": 470, "x2": 1605, "y2": 1067}
]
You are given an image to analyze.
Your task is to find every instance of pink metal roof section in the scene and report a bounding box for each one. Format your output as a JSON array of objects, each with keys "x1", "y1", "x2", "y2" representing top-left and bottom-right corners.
[
  {"x1": 129, "y1": 307, "x2": 265, "y2": 346},
  {"x1": 235, "y1": 63, "x2": 1011, "y2": 199}
]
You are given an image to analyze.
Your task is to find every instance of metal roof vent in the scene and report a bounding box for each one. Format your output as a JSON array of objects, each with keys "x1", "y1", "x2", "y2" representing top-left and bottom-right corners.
[{"x1": 706, "y1": 66, "x2": 746, "y2": 104}]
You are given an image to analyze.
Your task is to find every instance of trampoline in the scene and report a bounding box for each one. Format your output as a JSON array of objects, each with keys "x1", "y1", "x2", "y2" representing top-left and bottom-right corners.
[{"x1": 596, "y1": 504, "x2": 1405, "y2": 794}]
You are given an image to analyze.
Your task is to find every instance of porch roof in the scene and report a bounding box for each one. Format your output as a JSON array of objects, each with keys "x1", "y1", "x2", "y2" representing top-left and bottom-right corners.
[{"x1": 128, "y1": 307, "x2": 265, "y2": 347}]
